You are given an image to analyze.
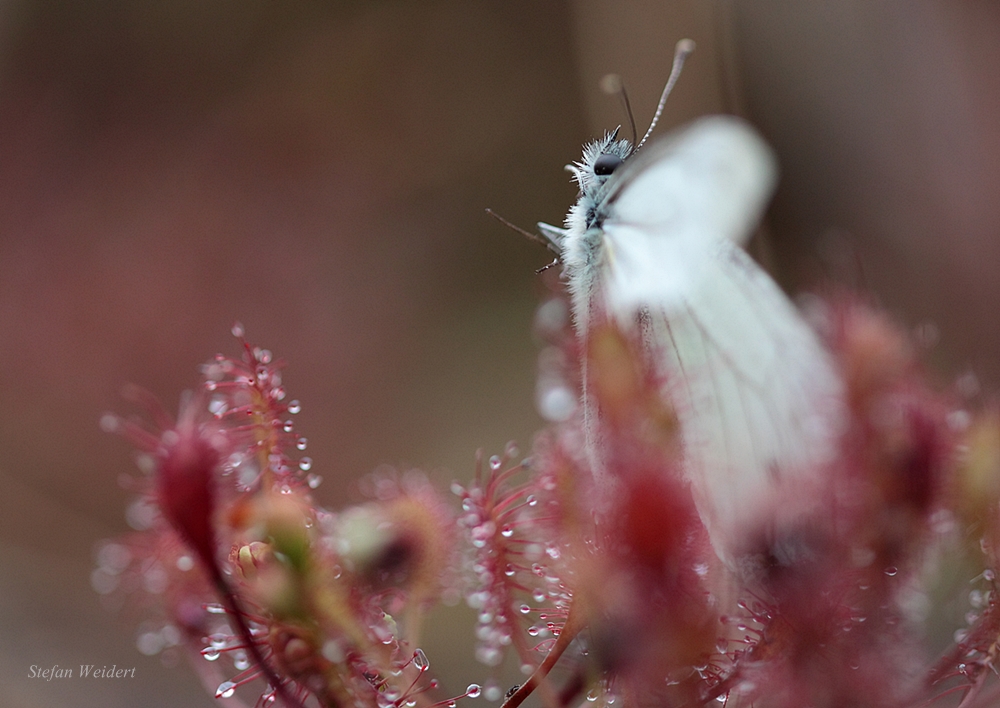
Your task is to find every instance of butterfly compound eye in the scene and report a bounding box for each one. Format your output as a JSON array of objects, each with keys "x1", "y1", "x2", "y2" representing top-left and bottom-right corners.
[{"x1": 593, "y1": 153, "x2": 623, "y2": 176}]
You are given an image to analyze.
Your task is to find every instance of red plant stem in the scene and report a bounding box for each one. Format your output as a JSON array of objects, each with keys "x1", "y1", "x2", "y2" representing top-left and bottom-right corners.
[
  {"x1": 956, "y1": 672, "x2": 987, "y2": 708},
  {"x1": 503, "y1": 603, "x2": 582, "y2": 708},
  {"x1": 210, "y1": 569, "x2": 315, "y2": 708}
]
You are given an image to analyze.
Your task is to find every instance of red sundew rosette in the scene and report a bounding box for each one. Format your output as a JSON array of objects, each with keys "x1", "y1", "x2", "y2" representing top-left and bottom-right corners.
[
  {"x1": 582, "y1": 471, "x2": 718, "y2": 707},
  {"x1": 825, "y1": 297, "x2": 954, "y2": 564},
  {"x1": 557, "y1": 319, "x2": 720, "y2": 705},
  {"x1": 152, "y1": 404, "x2": 309, "y2": 708},
  {"x1": 719, "y1": 297, "x2": 957, "y2": 708}
]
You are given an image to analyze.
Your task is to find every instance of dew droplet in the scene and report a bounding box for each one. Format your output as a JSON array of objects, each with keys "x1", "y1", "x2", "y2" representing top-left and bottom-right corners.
[
  {"x1": 526, "y1": 495, "x2": 538, "y2": 507},
  {"x1": 136, "y1": 630, "x2": 164, "y2": 655},
  {"x1": 217, "y1": 680, "x2": 237, "y2": 698},
  {"x1": 489, "y1": 455, "x2": 503, "y2": 471},
  {"x1": 208, "y1": 397, "x2": 228, "y2": 417},
  {"x1": 99, "y1": 413, "x2": 121, "y2": 433},
  {"x1": 466, "y1": 684, "x2": 482, "y2": 699},
  {"x1": 501, "y1": 525, "x2": 514, "y2": 538},
  {"x1": 476, "y1": 646, "x2": 502, "y2": 666},
  {"x1": 233, "y1": 651, "x2": 250, "y2": 670},
  {"x1": 471, "y1": 522, "x2": 496, "y2": 548},
  {"x1": 539, "y1": 385, "x2": 575, "y2": 422},
  {"x1": 287, "y1": 400, "x2": 301, "y2": 414},
  {"x1": 126, "y1": 497, "x2": 157, "y2": 531},
  {"x1": 158, "y1": 624, "x2": 180, "y2": 647},
  {"x1": 884, "y1": 566, "x2": 898, "y2": 577},
  {"x1": 519, "y1": 604, "x2": 531, "y2": 614},
  {"x1": 231, "y1": 322, "x2": 245, "y2": 338},
  {"x1": 321, "y1": 639, "x2": 346, "y2": 663},
  {"x1": 299, "y1": 457, "x2": 313, "y2": 471},
  {"x1": 484, "y1": 682, "x2": 502, "y2": 702},
  {"x1": 96, "y1": 542, "x2": 133, "y2": 572},
  {"x1": 413, "y1": 648, "x2": 430, "y2": 671}
]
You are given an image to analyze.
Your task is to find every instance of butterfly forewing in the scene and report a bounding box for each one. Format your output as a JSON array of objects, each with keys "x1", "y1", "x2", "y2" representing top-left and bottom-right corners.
[{"x1": 599, "y1": 116, "x2": 778, "y2": 315}]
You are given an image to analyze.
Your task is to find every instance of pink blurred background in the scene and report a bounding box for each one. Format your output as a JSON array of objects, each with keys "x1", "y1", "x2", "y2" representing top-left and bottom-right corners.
[{"x1": 2, "y1": 2, "x2": 1000, "y2": 706}]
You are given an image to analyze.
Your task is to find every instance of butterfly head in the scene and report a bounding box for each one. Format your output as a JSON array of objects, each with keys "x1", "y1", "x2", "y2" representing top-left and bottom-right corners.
[{"x1": 569, "y1": 127, "x2": 635, "y2": 200}]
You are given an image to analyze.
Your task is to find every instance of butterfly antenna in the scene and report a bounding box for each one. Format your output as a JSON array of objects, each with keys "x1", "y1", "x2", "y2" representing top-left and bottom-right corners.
[
  {"x1": 600, "y1": 73, "x2": 638, "y2": 145},
  {"x1": 485, "y1": 208, "x2": 560, "y2": 255},
  {"x1": 635, "y1": 38, "x2": 696, "y2": 151},
  {"x1": 622, "y1": 84, "x2": 637, "y2": 144}
]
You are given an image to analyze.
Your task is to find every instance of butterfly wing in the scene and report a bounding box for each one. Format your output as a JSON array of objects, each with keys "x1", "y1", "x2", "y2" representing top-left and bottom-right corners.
[
  {"x1": 596, "y1": 116, "x2": 842, "y2": 556},
  {"x1": 600, "y1": 116, "x2": 778, "y2": 310}
]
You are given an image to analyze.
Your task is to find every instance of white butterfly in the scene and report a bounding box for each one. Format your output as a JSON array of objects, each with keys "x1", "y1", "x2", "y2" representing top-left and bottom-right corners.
[{"x1": 538, "y1": 63, "x2": 843, "y2": 561}]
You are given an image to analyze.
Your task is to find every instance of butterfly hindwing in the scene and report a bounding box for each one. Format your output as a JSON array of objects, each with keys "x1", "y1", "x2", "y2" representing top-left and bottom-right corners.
[{"x1": 637, "y1": 237, "x2": 842, "y2": 549}]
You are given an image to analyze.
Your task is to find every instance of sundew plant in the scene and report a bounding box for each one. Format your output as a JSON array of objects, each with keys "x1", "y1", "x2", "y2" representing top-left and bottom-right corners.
[{"x1": 95, "y1": 287, "x2": 1000, "y2": 708}]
